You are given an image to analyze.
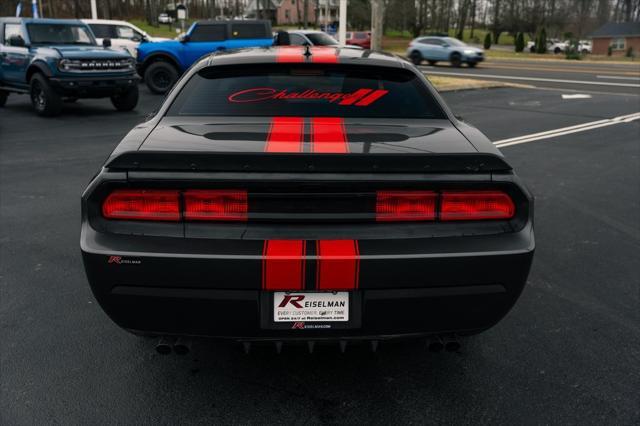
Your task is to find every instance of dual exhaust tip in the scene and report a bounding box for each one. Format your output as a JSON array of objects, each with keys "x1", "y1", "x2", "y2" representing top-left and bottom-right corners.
[
  {"x1": 427, "y1": 336, "x2": 461, "y2": 353},
  {"x1": 155, "y1": 337, "x2": 191, "y2": 355}
]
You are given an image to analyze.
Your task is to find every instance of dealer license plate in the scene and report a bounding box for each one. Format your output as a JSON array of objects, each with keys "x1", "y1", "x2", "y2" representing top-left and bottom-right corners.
[{"x1": 273, "y1": 292, "x2": 349, "y2": 322}]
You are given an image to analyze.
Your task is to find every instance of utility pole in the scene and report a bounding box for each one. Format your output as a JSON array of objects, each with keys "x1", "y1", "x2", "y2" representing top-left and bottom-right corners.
[
  {"x1": 338, "y1": 0, "x2": 346, "y2": 45},
  {"x1": 371, "y1": 0, "x2": 384, "y2": 50},
  {"x1": 91, "y1": 0, "x2": 98, "y2": 19}
]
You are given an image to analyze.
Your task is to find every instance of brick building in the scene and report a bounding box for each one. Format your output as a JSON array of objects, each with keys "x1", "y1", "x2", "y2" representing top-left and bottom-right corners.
[{"x1": 589, "y1": 22, "x2": 640, "y2": 56}]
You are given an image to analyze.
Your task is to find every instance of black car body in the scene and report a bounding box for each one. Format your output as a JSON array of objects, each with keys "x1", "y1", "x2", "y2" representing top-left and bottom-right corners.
[{"x1": 81, "y1": 47, "x2": 534, "y2": 343}]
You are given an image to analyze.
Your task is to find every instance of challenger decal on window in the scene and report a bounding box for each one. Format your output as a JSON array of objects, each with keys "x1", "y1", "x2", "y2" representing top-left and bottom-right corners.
[{"x1": 228, "y1": 88, "x2": 389, "y2": 106}]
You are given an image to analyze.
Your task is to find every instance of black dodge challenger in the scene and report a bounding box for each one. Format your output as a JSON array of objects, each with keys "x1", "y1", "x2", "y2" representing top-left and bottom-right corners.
[{"x1": 81, "y1": 46, "x2": 534, "y2": 349}]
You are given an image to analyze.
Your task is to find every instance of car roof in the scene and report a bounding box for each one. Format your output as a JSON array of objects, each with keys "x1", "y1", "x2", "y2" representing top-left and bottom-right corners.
[
  {"x1": 81, "y1": 19, "x2": 131, "y2": 26},
  {"x1": 289, "y1": 30, "x2": 327, "y2": 35},
  {"x1": 195, "y1": 19, "x2": 271, "y2": 26},
  {"x1": 1, "y1": 18, "x2": 86, "y2": 25},
  {"x1": 199, "y1": 46, "x2": 406, "y2": 69}
]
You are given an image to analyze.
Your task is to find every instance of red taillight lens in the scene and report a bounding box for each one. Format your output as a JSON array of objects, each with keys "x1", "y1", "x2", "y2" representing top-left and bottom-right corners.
[
  {"x1": 440, "y1": 191, "x2": 515, "y2": 221},
  {"x1": 376, "y1": 191, "x2": 437, "y2": 221},
  {"x1": 183, "y1": 190, "x2": 248, "y2": 221},
  {"x1": 102, "y1": 189, "x2": 180, "y2": 221}
]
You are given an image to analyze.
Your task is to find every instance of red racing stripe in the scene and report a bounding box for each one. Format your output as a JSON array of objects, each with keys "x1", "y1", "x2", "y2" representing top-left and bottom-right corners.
[
  {"x1": 310, "y1": 47, "x2": 339, "y2": 63},
  {"x1": 265, "y1": 117, "x2": 304, "y2": 153},
  {"x1": 338, "y1": 89, "x2": 373, "y2": 105},
  {"x1": 262, "y1": 240, "x2": 306, "y2": 291},
  {"x1": 310, "y1": 117, "x2": 349, "y2": 153},
  {"x1": 316, "y1": 240, "x2": 360, "y2": 290},
  {"x1": 276, "y1": 46, "x2": 306, "y2": 63}
]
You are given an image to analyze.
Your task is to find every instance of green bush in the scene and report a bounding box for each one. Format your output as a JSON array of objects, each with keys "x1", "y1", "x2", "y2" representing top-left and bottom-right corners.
[
  {"x1": 535, "y1": 28, "x2": 547, "y2": 54},
  {"x1": 626, "y1": 47, "x2": 634, "y2": 58},
  {"x1": 484, "y1": 33, "x2": 492, "y2": 50},
  {"x1": 607, "y1": 45, "x2": 613, "y2": 56},
  {"x1": 514, "y1": 32, "x2": 525, "y2": 52},
  {"x1": 565, "y1": 40, "x2": 581, "y2": 60}
]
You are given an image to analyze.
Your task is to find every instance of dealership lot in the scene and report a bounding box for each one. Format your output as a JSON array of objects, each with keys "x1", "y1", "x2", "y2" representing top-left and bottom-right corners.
[{"x1": 1, "y1": 86, "x2": 639, "y2": 424}]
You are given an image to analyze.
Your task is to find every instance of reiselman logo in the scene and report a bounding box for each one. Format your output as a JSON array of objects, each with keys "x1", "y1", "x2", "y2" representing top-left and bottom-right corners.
[{"x1": 107, "y1": 256, "x2": 141, "y2": 265}]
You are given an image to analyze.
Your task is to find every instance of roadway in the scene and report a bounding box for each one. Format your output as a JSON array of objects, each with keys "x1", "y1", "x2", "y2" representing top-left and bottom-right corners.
[
  {"x1": 421, "y1": 57, "x2": 640, "y2": 94},
  {"x1": 1, "y1": 83, "x2": 639, "y2": 424}
]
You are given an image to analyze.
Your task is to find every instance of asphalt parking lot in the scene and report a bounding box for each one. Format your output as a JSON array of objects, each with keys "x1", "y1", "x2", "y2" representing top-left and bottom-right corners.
[{"x1": 1, "y1": 85, "x2": 639, "y2": 424}]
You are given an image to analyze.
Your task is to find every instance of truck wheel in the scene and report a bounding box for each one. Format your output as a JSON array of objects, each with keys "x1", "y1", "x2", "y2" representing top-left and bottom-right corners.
[
  {"x1": 450, "y1": 52, "x2": 462, "y2": 67},
  {"x1": 0, "y1": 90, "x2": 8, "y2": 107},
  {"x1": 145, "y1": 61, "x2": 178, "y2": 94},
  {"x1": 30, "y1": 73, "x2": 62, "y2": 117},
  {"x1": 111, "y1": 85, "x2": 139, "y2": 111},
  {"x1": 409, "y1": 51, "x2": 423, "y2": 65}
]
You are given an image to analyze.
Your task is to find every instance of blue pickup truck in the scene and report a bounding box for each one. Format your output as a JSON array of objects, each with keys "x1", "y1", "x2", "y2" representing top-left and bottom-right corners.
[
  {"x1": 0, "y1": 18, "x2": 138, "y2": 116},
  {"x1": 136, "y1": 20, "x2": 273, "y2": 94}
]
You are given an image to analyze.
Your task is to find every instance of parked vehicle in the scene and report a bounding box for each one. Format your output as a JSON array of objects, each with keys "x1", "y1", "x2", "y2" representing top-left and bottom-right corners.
[
  {"x1": 407, "y1": 36, "x2": 484, "y2": 67},
  {"x1": 578, "y1": 40, "x2": 592, "y2": 54},
  {"x1": 345, "y1": 31, "x2": 371, "y2": 49},
  {"x1": 0, "y1": 18, "x2": 138, "y2": 116},
  {"x1": 287, "y1": 30, "x2": 339, "y2": 46},
  {"x1": 82, "y1": 19, "x2": 170, "y2": 57},
  {"x1": 549, "y1": 40, "x2": 569, "y2": 54},
  {"x1": 158, "y1": 13, "x2": 174, "y2": 24},
  {"x1": 81, "y1": 46, "x2": 534, "y2": 347},
  {"x1": 136, "y1": 20, "x2": 272, "y2": 94}
]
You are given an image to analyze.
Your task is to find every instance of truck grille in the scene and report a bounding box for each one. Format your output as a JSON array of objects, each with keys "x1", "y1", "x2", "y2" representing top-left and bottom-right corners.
[{"x1": 59, "y1": 58, "x2": 134, "y2": 72}]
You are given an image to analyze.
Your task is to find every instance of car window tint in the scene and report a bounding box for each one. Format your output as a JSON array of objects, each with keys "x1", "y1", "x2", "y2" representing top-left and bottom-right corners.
[
  {"x1": 230, "y1": 23, "x2": 267, "y2": 39},
  {"x1": 168, "y1": 65, "x2": 445, "y2": 119},
  {"x1": 89, "y1": 24, "x2": 115, "y2": 39},
  {"x1": 355, "y1": 32, "x2": 367, "y2": 39},
  {"x1": 116, "y1": 26, "x2": 135, "y2": 40},
  {"x1": 289, "y1": 33, "x2": 307, "y2": 45},
  {"x1": 190, "y1": 24, "x2": 226, "y2": 42},
  {"x1": 418, "y1": 38, "x2": 432, "y2": 45},
  {"x1": 4, "y1": 24, "x2": 24, "y2": 45}
]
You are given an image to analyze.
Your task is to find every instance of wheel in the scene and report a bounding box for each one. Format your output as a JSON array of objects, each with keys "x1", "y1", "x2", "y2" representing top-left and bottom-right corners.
[
  {"x1": 529, "y1": 46, "x2": 536, "y2": 53},
  {"x1": 581, "y1": 49, "x2": 589, "y2": 55},
  {"x1": 30, "y1": 73, "x2": 62, "y2": 117},
  {"x1": 554, "y1": 47, "x2": 561, "y2": 54},
  {"x1": 409, "y1": 50, "x2": 423, "y2": 66},
  {"x1": 111, "y1": 85, "x2": 139, "y2": 111},
  {"x1": 467, "y1": 61, "x2": 477, "y2": 68},
  {"x1": 144, "y1": 60, "x2": 179, "y2": 94},
  {"x1": 427, "y1": 60, "x2": 438, "y2": 66},
  {"x1": 0, "y1": 90, "x2": 8, "y2": 107},
  {"x1": 450, "y1": 52, "x2": 462, "y2": 67}
]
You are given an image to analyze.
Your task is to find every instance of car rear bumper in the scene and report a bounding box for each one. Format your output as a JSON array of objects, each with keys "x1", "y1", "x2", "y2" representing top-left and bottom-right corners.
[
  {"x1": 81, "y1": 223, "x2": 534, "y2": 340},
  {"x1": 49, "y1": 74, "x2": 139, "y2": 98}
]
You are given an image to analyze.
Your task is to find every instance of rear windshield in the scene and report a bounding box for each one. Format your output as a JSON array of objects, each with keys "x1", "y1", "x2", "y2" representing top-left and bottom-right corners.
[{"x1": 167, "y1": 65, "x2": 445, "y2": 119}]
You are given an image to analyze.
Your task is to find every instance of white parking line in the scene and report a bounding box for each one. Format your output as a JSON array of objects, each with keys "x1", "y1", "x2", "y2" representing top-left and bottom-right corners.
[
  {"x1": 493, "y1": 112, "x2": 640, "y2": 148},
  {"x1": 596, "y1": 75, "x2": 640, "y2": 81},
  {"x1": 422, "y1": 70, "x2": 640, "y2": 88}
]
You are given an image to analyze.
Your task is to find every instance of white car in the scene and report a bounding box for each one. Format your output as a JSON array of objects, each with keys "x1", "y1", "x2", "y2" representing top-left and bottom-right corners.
[
  {"x1": 82, "y1": 19, "x2": 170, "y2": 57},
  {"x1": 158, "y1": 13, "x2": 174, "y2": 24},
  {"x1": 578, "y1": 40, "x2": 592, "y2": 54}
]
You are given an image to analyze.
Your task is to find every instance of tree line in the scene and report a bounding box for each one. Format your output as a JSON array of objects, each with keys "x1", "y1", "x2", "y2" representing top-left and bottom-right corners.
[{"x1": 2, "y1": 0, "x2": 639, "y2": 40}]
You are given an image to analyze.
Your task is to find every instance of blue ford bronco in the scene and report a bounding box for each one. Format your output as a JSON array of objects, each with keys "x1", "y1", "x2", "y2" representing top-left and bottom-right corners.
[
  {"x1": 136, "y1": 20, "x2": 272, "y2": 94},
  {"x1": 0, "y1": 18, "x2": 138, "y2": 116}
]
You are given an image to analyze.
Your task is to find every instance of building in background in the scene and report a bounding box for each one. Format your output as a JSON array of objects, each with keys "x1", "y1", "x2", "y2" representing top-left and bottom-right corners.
[
  {"x1": 246, "y1": 0, "x2": 317, "y2": 26},
  {"x1": 589, "y1": 22, "x2": 640, "y2": 56}
]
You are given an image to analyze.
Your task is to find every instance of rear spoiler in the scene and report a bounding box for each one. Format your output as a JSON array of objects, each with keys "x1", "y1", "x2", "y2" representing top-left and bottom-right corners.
[{"x1": 105, "y1": 151, "x2": 512, "y2": 173}]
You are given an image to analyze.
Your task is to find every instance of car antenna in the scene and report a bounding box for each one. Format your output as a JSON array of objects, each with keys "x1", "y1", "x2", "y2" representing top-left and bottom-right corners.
[{"x1": 303, "y1": 44, "x2": 312, "y2": 58}]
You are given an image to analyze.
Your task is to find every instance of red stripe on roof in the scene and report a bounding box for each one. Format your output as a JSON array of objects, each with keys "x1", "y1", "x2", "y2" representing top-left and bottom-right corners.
[
  {"x1": 262, "y1": 240, "x2": 306, "y2": 291},
  {"x1": 265, "y1": 117, "x2": 304, "y2": 153},
  {"x1": 310, "y1": 47, "x2": 339, "y2": 63},
  {"x1": 276, "y1": 46, "x2": 306, "y2": 63},
  {"x1": 316, "y1": 240, "x2": 360, "y2": 290},
  {"x1": 310, "y1": 117, "x2": 349, "y2": 153}
]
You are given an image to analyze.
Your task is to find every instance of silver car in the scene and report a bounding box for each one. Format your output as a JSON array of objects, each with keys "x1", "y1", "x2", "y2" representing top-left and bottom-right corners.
[{"x1": 407, "y1": 36, "x2": 484, "y2": 67}]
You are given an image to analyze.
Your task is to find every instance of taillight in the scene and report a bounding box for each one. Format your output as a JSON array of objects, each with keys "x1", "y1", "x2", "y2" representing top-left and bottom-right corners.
[
  {"x1": 440, "y1": 191, "x2": 515, "y2": 221},
  {"x1": 102, "y1": 189, "x2": 180, "y2": 221},
  {"x1": 183, "y1": 190, "x2": 248, "y2": 221},
  {"x1": 376, "y1": 191, "x2": 437, "y2": 221}
]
